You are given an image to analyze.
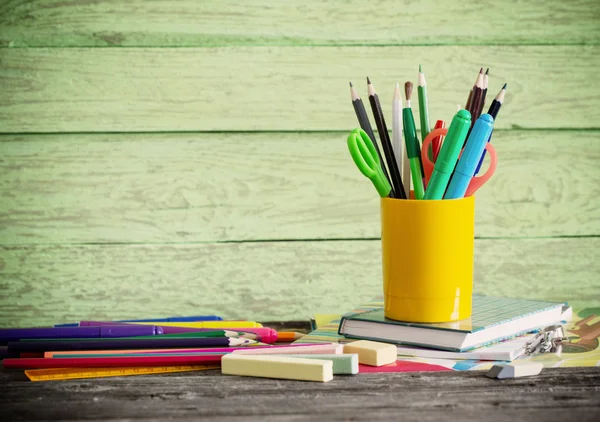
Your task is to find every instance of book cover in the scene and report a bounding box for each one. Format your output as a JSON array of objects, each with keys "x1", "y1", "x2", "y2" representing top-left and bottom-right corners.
[{"x1": 340, "y1": 295, "x2": 564, "y2": 334}]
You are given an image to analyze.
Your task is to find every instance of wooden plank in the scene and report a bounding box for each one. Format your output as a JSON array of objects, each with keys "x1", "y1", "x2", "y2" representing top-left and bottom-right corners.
[
  {"x1": 1, "y1": 368, "x2": 599, "y2": 422},
  {"x1": 0, "y1": 238, "x2": 598, "y2": 327},
  {"x1": 1, "y1": 131, "x2": 598, "y2": 244},
  {"x1": 1, "y1": 46, "x2": 598, "y2": 132},
  {"x1": 1, "y1": 0, "x2": 598, "y2": 47}
]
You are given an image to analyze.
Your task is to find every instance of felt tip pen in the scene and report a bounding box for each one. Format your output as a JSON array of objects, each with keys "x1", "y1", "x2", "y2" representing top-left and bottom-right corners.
[
  {"x1": 445, "y1": 114, "x2": 495, "y2": 199},
  {"x1": 0, "y1": 325, "x2": 163, "y2": 345},
  {"x1": 423, "y1": 109, "x2": 471, "y2": 200}
]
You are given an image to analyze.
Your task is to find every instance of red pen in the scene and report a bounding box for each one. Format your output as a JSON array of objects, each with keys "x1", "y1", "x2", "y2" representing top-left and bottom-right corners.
[{"x1": 431, "y1": 120, "x2": 446, "y2": 163}]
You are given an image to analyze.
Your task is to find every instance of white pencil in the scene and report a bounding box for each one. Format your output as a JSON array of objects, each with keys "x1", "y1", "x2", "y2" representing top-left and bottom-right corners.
[{"x1": 392, "y1": 83, "x2": 410, "y2": 198}]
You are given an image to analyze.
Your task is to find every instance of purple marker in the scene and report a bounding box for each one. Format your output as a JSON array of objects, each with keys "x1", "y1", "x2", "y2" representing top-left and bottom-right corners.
[{"x1": 0, "y1": 325, "x2": 163, "y2": 345}]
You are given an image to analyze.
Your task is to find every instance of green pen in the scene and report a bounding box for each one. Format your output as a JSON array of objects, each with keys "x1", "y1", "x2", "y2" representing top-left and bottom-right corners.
[
  {"x1": 423, "y1": 109, "x2": 472, "y2": 200},
  {"x1": 403, "y1": 81, "x2": 425, "y2": 199},
  {"x1": 418, "y1": 65, "x2": 431, "y2": 144}
]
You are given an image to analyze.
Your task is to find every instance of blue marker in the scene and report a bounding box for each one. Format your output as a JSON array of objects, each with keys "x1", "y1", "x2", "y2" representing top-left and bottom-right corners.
[{"x1": 445, "y1": 114, "x2": 494, "y2": 199}]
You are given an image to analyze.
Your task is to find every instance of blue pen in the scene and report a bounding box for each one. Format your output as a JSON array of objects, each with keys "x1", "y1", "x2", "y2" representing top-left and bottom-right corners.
[
  {"x1": 55, "y1": 315, "x2": 223, "y2": 327},
  {"x1": 445, "y1": 114, "x2": 495, "y2": 199}
]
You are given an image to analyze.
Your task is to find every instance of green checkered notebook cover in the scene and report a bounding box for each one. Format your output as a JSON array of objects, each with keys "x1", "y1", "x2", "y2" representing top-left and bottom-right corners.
[
  {"x1": 344, "y1": 295, "x2": 563, "y2": 333},
  {"x1": 335, "y1": 295, "x2": 565, "y2": 351}
]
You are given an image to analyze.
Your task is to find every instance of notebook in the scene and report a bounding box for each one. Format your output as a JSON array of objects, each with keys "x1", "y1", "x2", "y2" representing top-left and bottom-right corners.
[{"x1": 338, "y1": 295, "x2": 566, "y2": 352}]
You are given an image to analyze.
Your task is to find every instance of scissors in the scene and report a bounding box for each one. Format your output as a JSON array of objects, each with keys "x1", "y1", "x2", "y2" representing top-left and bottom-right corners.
[
  {"x1": 421, "y1": 127, "x2": 497, "y2": 197},
  {"x1": 347, "y1": 128, "x2": 392, "y2": 198}
]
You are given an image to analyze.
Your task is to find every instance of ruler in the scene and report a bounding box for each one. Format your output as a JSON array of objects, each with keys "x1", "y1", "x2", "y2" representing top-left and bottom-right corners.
[{"x1": 25, "y1": 365, "x2": 219, "y2": 382}]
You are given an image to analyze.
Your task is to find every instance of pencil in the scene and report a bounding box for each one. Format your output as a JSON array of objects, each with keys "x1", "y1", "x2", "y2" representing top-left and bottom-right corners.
[
  {"x1": 392, "y1": 83, "x2": 410, "y2": 198},
  {"x1": 3, "y1": 354, "x2": 224, "y2": 369},
  {"x1": 7, "y1": 337, "x2": 256, "y2": 353},
  {"x1": 477, "y1": 68, "x2": 490, "y2": 118},
  {"x1": 474, "y1": 83, "x2": 507, "y2": 175},
  {"x1": 465, "y1": 68, "x2": 482, "y2": 110},
  {"x1": 367, "y1": 77, "x2": 406, "y2": 199},
  {"x1": 466, "y1": 70, "x2": 484, "y2": 140},
  {"x1": 403, "y1": 81, "x2": 425, "y2": 199},
  {"x1": 276, "y1": 332, "x2": 305, "y2": 342},
  {"x1": 350, "y1": 82, "x2": 395, "y2": 197},
  {"x1": 417, "y1": 64, "x2": 431, "y2": 143}
]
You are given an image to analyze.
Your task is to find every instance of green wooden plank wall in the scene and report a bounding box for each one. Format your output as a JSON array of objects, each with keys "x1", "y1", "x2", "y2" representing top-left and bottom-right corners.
[{"x1": 1, "y1": 1, "x2": 599, "y2": 326}]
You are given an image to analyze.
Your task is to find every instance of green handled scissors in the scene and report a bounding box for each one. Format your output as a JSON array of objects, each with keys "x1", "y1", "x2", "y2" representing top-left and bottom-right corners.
[{"x1": 347, "y1": 128, "x2": 392, "y2": 198}]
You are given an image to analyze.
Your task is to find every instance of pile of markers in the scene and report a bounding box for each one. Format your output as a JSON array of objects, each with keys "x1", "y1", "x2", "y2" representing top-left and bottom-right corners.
[
  {"x1": 347, "y1": 67, "x2": 507, "y2": 200},
  {"x1": 0, "y1": 315, "x2": 309, "y2": 381}
]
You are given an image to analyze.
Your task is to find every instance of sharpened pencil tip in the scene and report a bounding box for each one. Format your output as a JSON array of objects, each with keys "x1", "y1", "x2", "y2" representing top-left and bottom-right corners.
[
  {"x1": 479, "y1": 67, "x2": 483, "y2": 73},
  {"x1": 502, "y1": 83, "x2": 507, "y2": 89},
  {"x1": 366, "y1": 76, "x2": 371, "y2": 84},
  {"x1": 485, "y1": 68, "x2": 489, "y2": 75},
  {"x1": 419, "y1": 64, "x2": 423, "y2": 72},
  {"x1": 349, "y1": 81, "x2": 353, "y2": 87}
]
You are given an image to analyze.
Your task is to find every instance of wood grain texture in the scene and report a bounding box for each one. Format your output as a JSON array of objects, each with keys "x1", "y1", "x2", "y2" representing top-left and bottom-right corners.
[
  {"x1": 1, "y1": 0, "x2": 599, "y2": 47},
  {"x1": 1, "y1": 238, "x2": 598, "y2": 327},
  {"x1": 1, "y1": 46, "x2": 598, "y2": 132},
  {"x1": 1, "y1": 368, "x2": 599, "y2": 422},
  {"x1": 1, "y1": 131, "x2": 598, "y2": 244}
]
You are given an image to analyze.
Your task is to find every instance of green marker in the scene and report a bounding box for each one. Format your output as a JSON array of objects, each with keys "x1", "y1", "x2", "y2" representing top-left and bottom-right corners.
[
  {"x1": 418, "y1": 65, "x2": 431, "y2": 143},
  {"x1": 403, "y1": 81, "x2": 425, "y2": 199},
  {"x1": 424, "y1": 109, "x2": 472, "y2": 200}
]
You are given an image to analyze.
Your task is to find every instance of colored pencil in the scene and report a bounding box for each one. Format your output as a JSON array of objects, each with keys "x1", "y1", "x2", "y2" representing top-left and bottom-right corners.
[
  {"x1": 275, "y1": 332, "x2": 305, "y2": 342},
  {"x1": 476, "y1": 68, "x2": 490, "y2": 119},
  {"x1": 8, "y1": 337, "x2": 256, "y2": 353},
  {"x1": 403, "y1": 81, "x2": 425, "y2": 199},
  {"x1": 44, "y1": 343, "x2": 325, "y2": 358},
  {"x1": 466, "y1": 69, "x2": 484, "y2": 139},
  {"x1": 417, "y1": 65, "x2": 431, "y2": 143},
  {"x1": 350, "y1": 81, "x2": 394, "y2": 197},
  {"x1": 367, "y1": 77, "x2": 407, "y2": 199},
  {"x1": 392, "y1": 83, "x2": 410, "y2": 198},
  {"x1": 465, "y1": 68, "x2": 483, "y2": 110},
  {"x1": 74, "y1": 323, "x2": 290, "y2": 344},
  {"x1": 474, "y1": 83, "x2": 507, "y2": 175},
  {"x1": 3, "y1": 354, "x2": 224, "y2": 369}
]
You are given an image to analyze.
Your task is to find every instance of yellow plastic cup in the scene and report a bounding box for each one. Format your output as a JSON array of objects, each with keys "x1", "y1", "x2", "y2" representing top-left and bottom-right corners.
[{"x1": 381, "y1": 195, "x2": 475, "y2": 323}]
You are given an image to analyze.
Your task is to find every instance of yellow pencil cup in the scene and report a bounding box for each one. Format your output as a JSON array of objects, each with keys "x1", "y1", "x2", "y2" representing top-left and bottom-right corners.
[{"x1": 381, "y1": 195, "x2": 475, "y2": 323}]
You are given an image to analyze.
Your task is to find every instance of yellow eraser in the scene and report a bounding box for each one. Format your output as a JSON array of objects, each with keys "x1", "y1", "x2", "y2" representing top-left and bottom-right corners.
[
  {"x1": 343, "y1": 340, "x2": 397, "y2": 366},
  {"x1": 221, "y1": 354, "x2": 333, "y2": 382}
]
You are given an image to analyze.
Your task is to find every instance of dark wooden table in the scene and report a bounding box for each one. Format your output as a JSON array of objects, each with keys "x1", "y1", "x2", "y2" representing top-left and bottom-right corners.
[{"x1": 2, "y1": 367, "x2": 599, "y2": 421}]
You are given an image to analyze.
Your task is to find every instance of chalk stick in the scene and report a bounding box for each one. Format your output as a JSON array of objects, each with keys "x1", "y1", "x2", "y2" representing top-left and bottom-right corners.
[
  {"x1": 486, "y1": 362, "x2": 544, "y2": 380},
  {"x1": 232, "y1": 343, "x2": 343, "y2": 355},
  {"x1": 271, "y1": 353, "x2": 358, "y2": 375},
  {"x1": 221, "y1": 354, "x2": 333, "y2": 382},
  {"x1": 343, "y1": 340, "x2": 397, "y2": 366}
]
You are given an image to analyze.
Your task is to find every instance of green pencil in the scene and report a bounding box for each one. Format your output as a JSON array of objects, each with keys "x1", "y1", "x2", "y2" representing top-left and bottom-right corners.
[{"x1": 417, "y1": 65, "x2": 431, "y2": 143}]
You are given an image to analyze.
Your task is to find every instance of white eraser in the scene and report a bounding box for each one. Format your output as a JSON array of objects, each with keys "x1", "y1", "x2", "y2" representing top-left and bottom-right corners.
[
  {"x1": 486, "y1": 362, "x2": 544, "y2": 379},
  {"x1": 343, "y1": 340, "x2": 397, "y2": 366},
  {"x1": 221, "y1": 354, "x2": 333, "y2": 382},
  {"x1": 232, "y1": 343, "x2": 343, "y2": 355}
]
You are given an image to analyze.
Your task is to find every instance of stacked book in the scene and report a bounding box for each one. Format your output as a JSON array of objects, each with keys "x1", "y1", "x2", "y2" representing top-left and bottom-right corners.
[{"x1": 295, "y1": 295, "x2": 571, "y2": 362}]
